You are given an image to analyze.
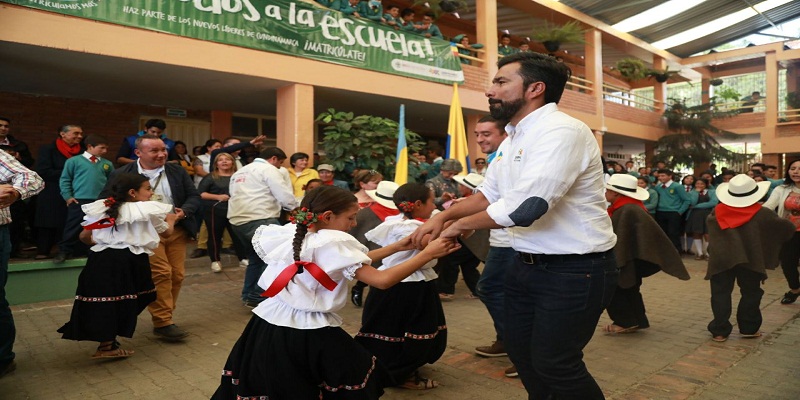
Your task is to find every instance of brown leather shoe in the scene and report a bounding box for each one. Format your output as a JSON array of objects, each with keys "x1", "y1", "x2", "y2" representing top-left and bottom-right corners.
[{"x1": 475, "y1": 341, "x2": 507, "y2": 357}]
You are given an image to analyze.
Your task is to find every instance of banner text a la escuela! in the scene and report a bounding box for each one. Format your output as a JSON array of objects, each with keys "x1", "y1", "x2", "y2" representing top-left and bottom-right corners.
[{"x1": 5, "y1": 0, "x2": 464, "y2": 84}]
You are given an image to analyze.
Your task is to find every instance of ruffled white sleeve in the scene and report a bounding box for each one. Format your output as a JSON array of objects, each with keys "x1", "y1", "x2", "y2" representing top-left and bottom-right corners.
[
  {"x1": 81, "y1": 199, "x2": 111, "y2": 226},
  {"x1": 120, "y1": 202, "x2": 173, "y2": 233}
]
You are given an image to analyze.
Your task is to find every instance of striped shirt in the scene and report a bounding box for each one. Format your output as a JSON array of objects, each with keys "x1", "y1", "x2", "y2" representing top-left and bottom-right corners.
[{"x1": 0, "y1": 150, "x2": 44, "y2": 225}]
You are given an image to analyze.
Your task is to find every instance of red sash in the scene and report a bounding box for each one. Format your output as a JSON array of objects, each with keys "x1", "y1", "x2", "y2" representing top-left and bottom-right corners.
[
  {"x1": 715, "y1": 203, "x2": 761, "y2": 230},
  {"x1": 261, "y1": 261, "x2": 337, "y2": 298},
  {"x1": 83, "y1": 217, "x2": 115, "y2": 230},
  {"x1": 607, "y1": 196, "x2": 646, "y2": 216}
]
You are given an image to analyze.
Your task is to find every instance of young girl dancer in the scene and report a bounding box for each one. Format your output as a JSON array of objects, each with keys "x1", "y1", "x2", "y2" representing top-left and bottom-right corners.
[
  {"x1": 58, "y1": 173, "x2": 178, "y2": 358},
  {"x1": 212, "y1": 186, "x2": 458, "y2": 399},
  {"x1": 355, "y1": 183, "x2": 445, "y2": 390}
]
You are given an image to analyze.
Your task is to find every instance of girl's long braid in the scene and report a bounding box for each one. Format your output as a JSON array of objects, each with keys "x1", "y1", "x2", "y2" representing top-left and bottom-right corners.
[{"x1": 292, "y1": 223, "x2": 308, "y2": 263}]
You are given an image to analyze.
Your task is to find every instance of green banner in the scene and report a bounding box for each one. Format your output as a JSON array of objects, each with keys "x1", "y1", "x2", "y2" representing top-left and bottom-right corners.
[{"x1": 5, "y1": 0, "x2": 464, "y2": 84}]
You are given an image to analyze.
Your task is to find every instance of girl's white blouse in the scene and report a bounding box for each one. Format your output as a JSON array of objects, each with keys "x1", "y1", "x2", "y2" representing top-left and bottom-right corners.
[
  {"x1": 81, "y1": 200, "x2": 172, "y2": 255},
  {"x1": 252, "y1": 224, "x2": 371, "y2": 329}
]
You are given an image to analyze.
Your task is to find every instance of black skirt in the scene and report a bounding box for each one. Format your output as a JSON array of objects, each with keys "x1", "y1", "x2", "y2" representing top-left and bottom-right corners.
[
  {"x1": 212, "y1": 315, "x2": 393, "y2": 400},
  {"x1": 57, "y1": 248, "x2": 156, "y2": 342},
  {"x1": 355, "y1": 280, "x2": 447, "y2": 383},
  {"x1": 686, "y1": 208, "x2": 713, "y2": 234}
]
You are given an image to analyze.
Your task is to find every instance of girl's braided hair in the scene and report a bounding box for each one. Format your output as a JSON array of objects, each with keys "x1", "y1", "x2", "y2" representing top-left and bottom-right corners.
[
  {"x1": 393, "y1": 183, "x2": 431, "y2": 219},
  {"x1": 290, "y1": 186, "x2": 357, "y2": 262}
]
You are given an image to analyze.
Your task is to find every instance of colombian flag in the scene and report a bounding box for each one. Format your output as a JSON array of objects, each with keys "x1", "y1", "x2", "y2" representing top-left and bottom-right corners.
[
  {"x1": 394, "y1": 104, "x2": 408, "y2": 185},
  {"x1": 446, "y1": 83, "x2": 470, "y2": 174}
]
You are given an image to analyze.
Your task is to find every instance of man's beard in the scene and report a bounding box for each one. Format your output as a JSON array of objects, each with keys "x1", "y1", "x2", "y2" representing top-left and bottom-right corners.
[{"x1": 488, "y1": 97, "x2": 525, "y2": 121}]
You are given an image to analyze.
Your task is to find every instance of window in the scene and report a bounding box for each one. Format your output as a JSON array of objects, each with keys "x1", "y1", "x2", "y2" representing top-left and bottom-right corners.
[{"x1": 231, "y1": 114, "x2": 277, "y2": 147}]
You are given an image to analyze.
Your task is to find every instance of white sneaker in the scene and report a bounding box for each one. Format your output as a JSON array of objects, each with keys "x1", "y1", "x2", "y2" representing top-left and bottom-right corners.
[
  {"x1": 239, "y1": 259, "x2": 248, "y2": 268},
  {"x1": 211, "y1": 261, "x2": 222, "y2": 273}
]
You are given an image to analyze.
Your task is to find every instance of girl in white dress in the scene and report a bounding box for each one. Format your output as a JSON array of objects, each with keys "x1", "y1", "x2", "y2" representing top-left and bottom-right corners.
[
  {"x1": 355, "y1": 183, "x2": 445, "y2": 390},
  {"x1": 212, "y1": 186, "x2": 458, "y2": 399},
  {"x1": 58, "y1": 173, "x2": 178, "y2": 358}
]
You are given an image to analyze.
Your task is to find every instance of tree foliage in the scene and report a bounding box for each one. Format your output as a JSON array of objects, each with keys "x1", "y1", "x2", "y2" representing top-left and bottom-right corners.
[
  {"x1": 656, "y1": 99, "x2": 752, "y2": 167},
  {"x1": 316, "y1": 109, "x2": 425, "y2": 178}
]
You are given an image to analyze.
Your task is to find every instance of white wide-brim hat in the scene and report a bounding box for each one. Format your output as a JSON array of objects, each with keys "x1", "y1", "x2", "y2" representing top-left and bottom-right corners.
[
  {"x1": 716, "y1": 174, "x2": 770, "y2": 208},
  {"x1": 366, "y1": 181, "x2": 400, "y2": 209},
  {"x1": 605, "y1": 173, "x2": 650, "y2": 201},
  {"x1": 453, "y1": 173, "x2": 485, "y2": 190}
]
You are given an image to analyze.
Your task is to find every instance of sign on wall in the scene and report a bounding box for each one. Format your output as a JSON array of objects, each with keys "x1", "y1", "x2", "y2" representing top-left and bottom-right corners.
[{"x1": 4, "y1": 0, "x2": 464, "y2": 84}]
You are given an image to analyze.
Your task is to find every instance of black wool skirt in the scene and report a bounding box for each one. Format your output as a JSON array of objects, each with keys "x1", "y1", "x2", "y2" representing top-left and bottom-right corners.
[
  {"x1": 354, "y1": 280, "x2": 447, "y2": 383},
  {"x1": 212, "y1": 315, "x2": 393, "y2": 400},
  {"x1": 57, "y1": 248, "x2": 156, "y2": 342}
]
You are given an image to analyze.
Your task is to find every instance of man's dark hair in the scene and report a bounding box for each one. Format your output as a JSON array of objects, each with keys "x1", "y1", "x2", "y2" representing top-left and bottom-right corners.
[
  {"x1": 765, "y1": 164, "x2": 777, "y2": 170},
  {"x1": 144, "y1": 119, "x2": 167, "y2": 130},
  {"x1": 424, "y1": 12, "x2": 436, "y2": 19},
  {"x1": 427, "y1": 146, "x2": 444, "y2": 157},
  {"x1": 500, "y1": 33, "x2": 511, "y2": 40},
  {"x1": 721, "y1": 170, "x2": 736, "y2": 177},
  {"x1": 478, "y1": 115, "x2": 508, "y2": 131},
  {"x1": 261, "y1": 147, "x2": 287, "y2": 161},
  {"x1": 400, "y1": 8, "x2": 414, "y2": 18},
  {"x1": 84, "y1": 134, "x2": 108, "y2": 147},
  {"x1": 656, "y1": 169, "x2": 673, "y2": 176},
  {"x1": 386, "y1": 5, "x2": 399, "y2": 11},
  {"x1": 0, "y1": 117, "x2": 9, "y2": 124},
  {"x1": 497, "y1": 52, "x2": 571, "y2": 105}
]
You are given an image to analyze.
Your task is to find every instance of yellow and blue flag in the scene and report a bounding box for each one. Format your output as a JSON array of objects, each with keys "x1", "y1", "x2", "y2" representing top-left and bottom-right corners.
[
  {"x1": 446, "y1": 83, "x2": 470, "y2": 174},
  {"x1": 394, "y1": 104, "x2": 408, "y2": 185}
]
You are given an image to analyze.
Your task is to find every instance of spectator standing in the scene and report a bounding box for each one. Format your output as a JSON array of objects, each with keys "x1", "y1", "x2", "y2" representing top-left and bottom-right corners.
[
  {"x1": 288, "y1": 152, "x2": 319, "y2": 199},
  {"x1": 470, "y1": 116, "x2": 518, "y2": 377},
  {"x1": 685, "y1": 178, "x2": 718, "y2": 260},
  {"x1": 498, "y1": 33, "x2": 518, "y2": 57},
  {"x1": 474, "y1": 158, "x2": 488, "y2": 176},
  {"x1": 0, "y1": 149, "x2": 44, "y2": 378},
  {"x1": 415, "y1": 13, "x2": 443, "y2": 39},
  {"x1": 398, "y1": 8, "x2": 416, "y2": 31},
  {"x1": 193, "y1": 139, "x2": 222, "y2": 187},
  {"x1": 198, "y1": 153, "x2": 246, "y2": 273},
  {"x1": 0, "y1": 118, "x2": 35, "y2": 258},
  {"x1": 34, "y1": 125, "x2": 84, "y2": 260},
  {"x1": 762, "y1": 159, "x2": 800, "y2": 304},
  {"x1": 103, "y1": 134, "x2": 200, "y2": 341},
  {"x1": 739, "y1": 91, "x2": 761, "y2": 113},
  {"x1": 317, "y1": 164, "x2": 349, "y2": 190},
  {"x1": 383, "y1": 5, "x2": 401, "y2": 28},
  {"x1": 637, "y1": 176, "x2": 658, "y2": 215},
  {"x1": 412, "y1": 52, "x2": 617, "y2": 399},
  {"x1": 357, "y1": 0, "x2": 385, "y2": 23},
  {"x1": 228, "y1": 147, "x2": 297, "y2": 307},
  {"x1": 116, "y1": 119, "x2": 175, "y2": 165},
  {"x1": 171, "y1": 141, "x2": 195, "y2": 177},
  {"x1": 353, "y1": 169, "x2": 383, "y2": 208},
  {"x1": 55, "y1": 134, "x2": 114, "y2": 264},
  {"x1": 0, "y1": 117, "x2": 34, "y2": 168},
  {"x1": 654, "y1": 169, "x2": 691, "y2": 253},
  {"x1": 426, "y1": 147, "x2": 444, "y2": 178},
  {"x1": 425, "y1": 159, "x2": 462, "y2": 210}
]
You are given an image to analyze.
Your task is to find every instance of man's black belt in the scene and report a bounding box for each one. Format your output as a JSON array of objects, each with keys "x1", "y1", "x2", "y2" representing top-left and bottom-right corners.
[{"x1": 517, "y1": 250, "x2": 612, "y2": 265}]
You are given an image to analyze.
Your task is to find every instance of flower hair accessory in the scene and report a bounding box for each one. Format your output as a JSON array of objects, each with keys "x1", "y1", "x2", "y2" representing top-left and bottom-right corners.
[
  {"x1": 103, "y1": 197, "x2": 116, "y2": 207},
  {"x1": 289, "y1": 207, "x2": 319, "y2": 226},
  {"x1": 397, "y1": 201, "x2": 415, "y2": 213}
]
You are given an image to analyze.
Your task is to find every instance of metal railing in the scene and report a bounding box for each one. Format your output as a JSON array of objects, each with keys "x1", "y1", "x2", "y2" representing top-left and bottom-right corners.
[
  {"x1": 602, "y1": 83, "x2": 662, "y2": 112},
  {"x1": 454, "y1": 44, "x2": 485, "y2": 65},
  {"x1": 565, "y1": 75, "x2": 594, "y2": 92}
]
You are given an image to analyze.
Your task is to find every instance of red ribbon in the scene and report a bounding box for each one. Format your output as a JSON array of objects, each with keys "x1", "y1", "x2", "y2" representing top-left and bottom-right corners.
[
  {"x1": 83, "y1": 217, "x2": 116, "y2": 230},
  {"x1": 261, "y1": 261, "x2": 338, "y2": 298}
]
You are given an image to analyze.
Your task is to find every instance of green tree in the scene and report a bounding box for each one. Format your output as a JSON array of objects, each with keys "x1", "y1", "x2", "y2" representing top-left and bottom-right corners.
[
  {"x1": 656, "y1": 99, "x2": 752, "y2": 168},
  {"x1": 316, "y1": 109, "x2": 425, "y2": 180}
]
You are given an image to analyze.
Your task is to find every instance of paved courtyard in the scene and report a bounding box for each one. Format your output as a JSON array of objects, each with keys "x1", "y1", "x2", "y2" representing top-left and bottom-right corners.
[{"x1": 2, "y1": 254, "x2": 800, "y2": 399}]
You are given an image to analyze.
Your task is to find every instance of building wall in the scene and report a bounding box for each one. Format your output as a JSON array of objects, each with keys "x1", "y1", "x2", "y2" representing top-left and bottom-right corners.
[{"x1": 0, "y1": 91, "x2": 211, "y2": 159}]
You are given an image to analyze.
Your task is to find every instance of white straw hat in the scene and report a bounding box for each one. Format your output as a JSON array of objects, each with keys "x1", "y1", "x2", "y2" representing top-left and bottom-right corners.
[
  {"x1": 715, "y1": 174, "x2": 770, "y2": 208},
  {"x1": 365, "y1": 181, "x2": 399, "y2": 209},
  {"x1": 605, "y1": 174, "x2": 650, "y2": 201},
  {"x1": 453, "y1": 173, "x2": 485, "y2": 190}
]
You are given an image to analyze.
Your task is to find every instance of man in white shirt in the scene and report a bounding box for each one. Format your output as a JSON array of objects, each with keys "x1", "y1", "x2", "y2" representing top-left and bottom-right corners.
[
  {"x1": 228, "y1": 147, "x2": 297, "y2": 307},
  {"x1": 412, "y1": 52, "x2": 617, "y2": 399}
]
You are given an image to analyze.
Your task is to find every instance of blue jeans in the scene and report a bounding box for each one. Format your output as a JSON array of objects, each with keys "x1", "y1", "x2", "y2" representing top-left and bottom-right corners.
[
  {"x1": 504, "y1": 251, "x2": 618, "y2": 400},
  {"x1": 476, "y1": 246, "x2": 515, "y2": 342},
  {"x1": 0, "y1": 226, "x2": 15, "y2": 367},
  {"x1": 232, "y1": 218, "x2": 280, "y2": 304}
]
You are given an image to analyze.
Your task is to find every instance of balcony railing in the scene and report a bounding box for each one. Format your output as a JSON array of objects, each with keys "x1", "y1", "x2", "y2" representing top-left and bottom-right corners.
[{"x1": 602, "y1": 82, "x2": 662, "y2": 112}]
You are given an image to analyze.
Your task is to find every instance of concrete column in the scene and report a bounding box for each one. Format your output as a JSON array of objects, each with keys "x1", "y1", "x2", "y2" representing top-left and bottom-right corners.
[
  {"x1": 210, "y1": 111, "x2": 232, "y2": 139},
  {"x1": 276, "y1": 84, "x2": 315, "y2": 166},
  {"x1": 584, "y1": 29, "x2": 603, "y2": 111},
  {"x1": 475, "y1": 0, "x2": 498, "y2": 79},
  {"x1": 653, "y1": 56, "x2": 667, "y2": 112},
  {"x1": 764, "y1": 51, "x2": 778, "y2": 154},
  {"x1": 701, "y1": 78, "x2": 710, "y2": 105}
]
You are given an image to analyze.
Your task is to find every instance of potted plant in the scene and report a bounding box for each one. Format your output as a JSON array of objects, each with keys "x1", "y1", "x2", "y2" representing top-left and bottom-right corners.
[
  {"x1": 710, "y1": 78, "x2": 724, "y2": 86},
  {"x1": 787, "y1": 91, "x2": 800, "y2": 110},
  {"x1": 413, "y1": 0, "x2": 468, "y2": 17},
  {"x1": 646, "y1": 67, "x2": 679, "y2": 83},
  {"x1": 615, "y1": 57, "x2": 648, "y2": 81},
  {"x1": 531, "y1": 21, "x2": 585, "y2": 53}
]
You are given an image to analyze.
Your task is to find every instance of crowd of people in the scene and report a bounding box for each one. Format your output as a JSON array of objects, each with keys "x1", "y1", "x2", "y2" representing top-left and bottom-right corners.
[{"x1": 1, "y1": 52, "x2": 800, "y2": 400}]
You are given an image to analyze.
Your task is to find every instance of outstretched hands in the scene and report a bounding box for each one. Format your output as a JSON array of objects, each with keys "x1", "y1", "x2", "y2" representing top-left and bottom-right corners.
[
  {"x1": 410, "y1": 214, "x2": 446, "y2": 248},
  {"x1": 420, "y1": 237, "x2": 461, "y2": 259}
]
